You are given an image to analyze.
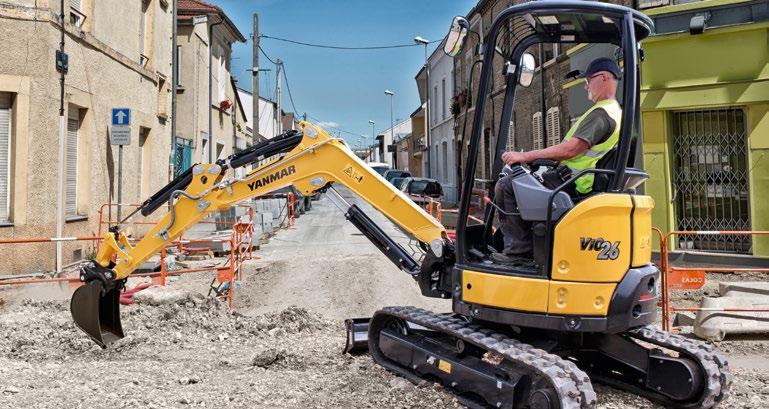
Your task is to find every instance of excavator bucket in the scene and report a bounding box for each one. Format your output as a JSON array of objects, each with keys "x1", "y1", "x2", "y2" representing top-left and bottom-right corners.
[{"x1": 70, "y1": 280, "x2": 124, "y2": 348}]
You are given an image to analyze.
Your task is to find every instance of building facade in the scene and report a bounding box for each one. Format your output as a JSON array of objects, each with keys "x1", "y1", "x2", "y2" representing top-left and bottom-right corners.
[
  {"x1": 426, "y1": 45, "x2": 457, "y2": 204},
  {"x1": 0, "y1": 0, "x2": 173, "y2": 273},
  {"x1": 175, "y1": 0, "x2": 246, "y2": 175}
]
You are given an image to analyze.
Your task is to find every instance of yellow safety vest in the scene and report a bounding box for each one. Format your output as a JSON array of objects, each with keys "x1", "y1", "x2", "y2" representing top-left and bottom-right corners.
[{"x1": 561, "y1": 99, "x2": 622, "y2": 194}]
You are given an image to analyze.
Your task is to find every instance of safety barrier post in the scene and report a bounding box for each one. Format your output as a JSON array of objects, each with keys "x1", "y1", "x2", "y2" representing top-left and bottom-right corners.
[
  {"x1": 159, "y1": 247, "x2": 167, "y2": 286},
  {"x1": 287, "y1": 193, "x2": 296, "y2": 228},
  {"x1": 228, "y1": 237, "x2": 235, "y2": 310},
  {"x1": 659, "y1": 230, "x2": 769, "y2": 332}
]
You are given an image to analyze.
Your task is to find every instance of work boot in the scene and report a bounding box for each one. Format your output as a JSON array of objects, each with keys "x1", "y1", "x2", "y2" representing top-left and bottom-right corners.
[{"x1": 491, "y1": 252, "x2": 532, "y2": 265}]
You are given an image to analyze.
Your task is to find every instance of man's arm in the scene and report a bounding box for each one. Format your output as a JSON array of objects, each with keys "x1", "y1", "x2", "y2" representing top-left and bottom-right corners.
[{"x1": 501, "y1": 137, "x2": 589, "y2": 165}]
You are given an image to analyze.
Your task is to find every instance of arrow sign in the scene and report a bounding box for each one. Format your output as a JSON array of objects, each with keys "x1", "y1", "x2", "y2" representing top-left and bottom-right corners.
[{"x1": 111, "y1": 108, "x2": 131, "y2": 126}]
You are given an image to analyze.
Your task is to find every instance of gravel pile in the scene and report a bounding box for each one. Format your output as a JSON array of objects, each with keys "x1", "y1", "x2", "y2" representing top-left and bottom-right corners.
[{"x1": 0, "y1": 298, "x2": 463, "y2": 409}]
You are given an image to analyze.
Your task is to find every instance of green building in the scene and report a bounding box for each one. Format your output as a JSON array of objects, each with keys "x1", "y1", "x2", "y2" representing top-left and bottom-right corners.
[{"x1": 640, "y1": 0, "x2": 769, "y2": 255}]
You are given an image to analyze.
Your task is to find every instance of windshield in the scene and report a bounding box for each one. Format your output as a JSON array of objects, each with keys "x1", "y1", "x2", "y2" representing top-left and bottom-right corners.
[
  {"x1": 371, "y1": 166, "x2": 389, "y2": 176},
  {"x1": 410, "y1": 181, "x2": 442, "y2": 196}
]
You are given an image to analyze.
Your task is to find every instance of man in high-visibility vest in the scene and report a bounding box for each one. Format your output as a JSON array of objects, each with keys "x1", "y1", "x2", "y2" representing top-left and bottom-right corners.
[{"x1": 493, "y1": 57, "x2": 622, "y2": 264}]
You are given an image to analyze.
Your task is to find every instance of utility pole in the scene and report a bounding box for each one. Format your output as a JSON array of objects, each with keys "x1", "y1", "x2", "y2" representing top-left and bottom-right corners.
[
  {"x1": 275, "y1": 59, "x2": 282, "y2": 134},
  {"x1": 252, "y1": 14, "x2": 259, "y2": 143}
]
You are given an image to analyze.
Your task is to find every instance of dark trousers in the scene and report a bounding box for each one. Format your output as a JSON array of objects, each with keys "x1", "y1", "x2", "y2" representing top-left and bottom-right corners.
[{"x1": 494, "y1": 174, "x2": 532, "y2": 255}]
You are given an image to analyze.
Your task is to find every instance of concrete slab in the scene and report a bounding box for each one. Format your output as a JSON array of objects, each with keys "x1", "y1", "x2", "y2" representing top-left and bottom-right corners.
[
  {"x1": 694, "y1": 294, "x2": 769, "y2": 341},
  {"x1": 719, "y1": 281, "x2": 769, "y2": 297}
]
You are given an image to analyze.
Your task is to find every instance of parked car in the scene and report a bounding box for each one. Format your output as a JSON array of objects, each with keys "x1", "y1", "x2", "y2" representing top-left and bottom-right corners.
[
  {"x1": 382, "y1": 169, "x2": 411, "y2": 183},
  {"x1": 390, "y1": 177, "x2": 408, "y2": 190},
  {"x1": 367, "y1": 162, "x2": 391, "y2": 176},
  {"x1": 400, "y1": 177, "x2": 443, "y2": 205}
]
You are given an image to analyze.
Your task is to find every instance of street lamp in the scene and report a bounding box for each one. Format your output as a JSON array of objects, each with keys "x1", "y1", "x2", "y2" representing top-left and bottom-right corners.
[
  {"x1": 368, "y1": 119, "x2": 375, "y2": 143},
  {"x1": 384, "y1": 90, "x2": 395, "y2": 168},
  {"x1": 414, "y1": 36, "x2": 430, "y2": 178}
]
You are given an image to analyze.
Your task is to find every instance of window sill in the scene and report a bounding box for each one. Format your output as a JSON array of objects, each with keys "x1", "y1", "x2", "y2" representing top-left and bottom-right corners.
[
  {"x1": 0, "y1": 222, "x2": 13, "y2": 228},
  {"x1": 65, "y1": 215, "x2": 88, "y2": 223}
]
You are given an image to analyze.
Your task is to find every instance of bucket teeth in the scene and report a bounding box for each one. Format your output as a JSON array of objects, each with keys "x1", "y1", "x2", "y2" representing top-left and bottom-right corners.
[{"x1": 70, "y1": 280, "x2": 124, "y2": 348}]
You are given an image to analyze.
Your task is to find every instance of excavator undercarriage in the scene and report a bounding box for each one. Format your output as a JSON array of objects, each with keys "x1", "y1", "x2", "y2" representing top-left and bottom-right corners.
[{"x1": 69, "y1": 1, "x2": 732, "y2": 408}]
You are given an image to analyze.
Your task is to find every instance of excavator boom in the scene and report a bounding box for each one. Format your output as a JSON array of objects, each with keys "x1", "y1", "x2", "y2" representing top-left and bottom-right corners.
[{"x1": 71, "y1": 122, "x2": 448, "y2": 347}]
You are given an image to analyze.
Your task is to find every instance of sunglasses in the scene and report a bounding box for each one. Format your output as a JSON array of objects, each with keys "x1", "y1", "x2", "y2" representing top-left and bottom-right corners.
[{"x1": 585, "y1": 73, "x2": 604, "y2": 84}]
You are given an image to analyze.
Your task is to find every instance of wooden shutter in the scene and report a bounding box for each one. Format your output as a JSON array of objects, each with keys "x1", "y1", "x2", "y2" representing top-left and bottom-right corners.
[
  {"x1": 506, "y1": 120, "x2": 515, "y2": 151},
  {"x1": 66, "y1": 110, "x2": 79, "y2": 217},
  {"x1": 0, "y1": 93, "x2": 11, "y2": 222},
  {"x1": 546, "y1": 107, "x2": 561, "y2": 147},
  {"x1": 71, "y1": 0, "x2": 81, "y2": 11},
  {"x1": 532, "y1": 112, "x2": 543, "y2": 150}
]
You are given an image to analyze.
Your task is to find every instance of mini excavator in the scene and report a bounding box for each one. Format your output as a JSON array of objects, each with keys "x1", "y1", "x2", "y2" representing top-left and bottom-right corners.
[{"x1": 70, "y1": 2, "x2": 731, "y2": 408}]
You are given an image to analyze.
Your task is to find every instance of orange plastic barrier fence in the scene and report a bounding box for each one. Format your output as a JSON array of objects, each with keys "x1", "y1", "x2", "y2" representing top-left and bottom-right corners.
[
  {"x1": 657, "y1": 229, "x2": 769, "y2": 331},
  {"x1": 0, "y1": 206, "x2": 261, "y2": 311}
]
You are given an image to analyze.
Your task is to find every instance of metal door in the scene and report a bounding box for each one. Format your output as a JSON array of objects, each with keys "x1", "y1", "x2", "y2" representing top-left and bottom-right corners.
[
  {"x1": 173, "y1": 138, "x2": 192, "y2": 177},
  {"x1": 671, "y1": 108, "x2": 751, "y2": 253}
]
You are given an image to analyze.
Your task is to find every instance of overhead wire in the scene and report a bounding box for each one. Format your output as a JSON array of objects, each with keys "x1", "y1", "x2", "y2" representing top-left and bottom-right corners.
[
  {"x1": 260, "y1": 35, "x2": 441, "y2": 50},
  {"x1": 281, "y1": 66, "x2": 299, "y2": 116}
]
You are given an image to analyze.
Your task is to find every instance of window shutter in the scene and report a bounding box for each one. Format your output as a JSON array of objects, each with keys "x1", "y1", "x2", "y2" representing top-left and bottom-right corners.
[
  {"x1": 532, "y1": 112, "x2": 543, "y2": 150},
  {"x1": 546, "y1": 107, "x2": 561, "y2": 147},
  {"x1": 66, "y1": 111, "x2": 79, "y2": 216},
  {"x1": 71, "y1": 0, "x2": 81, "y2": 11},
  {"x1": 0, "y1": 93, "x2": 11, "y2": 222}
]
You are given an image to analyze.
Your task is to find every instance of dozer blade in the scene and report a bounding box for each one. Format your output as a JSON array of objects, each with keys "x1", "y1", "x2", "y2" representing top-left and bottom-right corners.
[
  {"x1": 343, "y1": 317, "x2": 370, "y2": 354},
  {"x1": 70, "y1": 280, "x2": 124, "y2": 348}
]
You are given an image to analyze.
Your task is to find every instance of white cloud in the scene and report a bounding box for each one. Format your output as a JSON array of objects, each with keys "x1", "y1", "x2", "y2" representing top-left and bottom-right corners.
[{"x1": 317, "y1": 121, "x2": 340, "y2": 129}]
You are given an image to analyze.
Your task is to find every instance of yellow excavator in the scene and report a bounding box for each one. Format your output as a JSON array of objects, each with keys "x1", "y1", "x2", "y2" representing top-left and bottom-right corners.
[{"x1": 70, "y1": 1, "x2": 731, "y2": 408}]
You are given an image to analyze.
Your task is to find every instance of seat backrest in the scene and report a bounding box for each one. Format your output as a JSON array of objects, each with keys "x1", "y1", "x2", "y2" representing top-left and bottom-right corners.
[{"x1": 592, "y1": 137, "x2": 637, "y2": 192}]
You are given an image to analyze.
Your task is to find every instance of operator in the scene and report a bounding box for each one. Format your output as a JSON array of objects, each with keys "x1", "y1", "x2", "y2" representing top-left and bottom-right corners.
[{"x1": 493, "y1": 57, "x2": 622, "y2": 264}]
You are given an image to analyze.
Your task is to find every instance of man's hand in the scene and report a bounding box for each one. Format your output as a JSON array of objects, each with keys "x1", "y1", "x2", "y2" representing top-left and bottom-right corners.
[{"x1": 501, "y1": 151, "x2": 527, "y2": 165}]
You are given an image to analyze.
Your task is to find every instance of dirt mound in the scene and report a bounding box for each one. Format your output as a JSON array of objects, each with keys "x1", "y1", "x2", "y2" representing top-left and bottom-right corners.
[{"x1": 0, "y1": 300, "x2": 461, "y2": 409}]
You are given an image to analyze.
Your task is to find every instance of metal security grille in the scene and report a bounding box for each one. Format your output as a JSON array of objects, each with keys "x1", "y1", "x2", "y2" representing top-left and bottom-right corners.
[{"x1": 671, "y1": 108, "x2": 751, "y2": 253}]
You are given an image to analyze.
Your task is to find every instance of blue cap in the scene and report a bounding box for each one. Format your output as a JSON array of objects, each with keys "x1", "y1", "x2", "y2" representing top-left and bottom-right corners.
[{"x1": 581, "y1": 57, "x2": 621, "y2": 79}]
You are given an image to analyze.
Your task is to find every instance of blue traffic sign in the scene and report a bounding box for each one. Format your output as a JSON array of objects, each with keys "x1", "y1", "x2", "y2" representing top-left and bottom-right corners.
[{"x1": 111, "y1": 108, "x2": 131, "y2": 126}]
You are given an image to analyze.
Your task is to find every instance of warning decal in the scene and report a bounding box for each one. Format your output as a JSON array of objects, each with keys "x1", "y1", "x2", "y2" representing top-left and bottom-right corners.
[{"x1": 342, "y1": 165, "x2": 364, "y2": 184}]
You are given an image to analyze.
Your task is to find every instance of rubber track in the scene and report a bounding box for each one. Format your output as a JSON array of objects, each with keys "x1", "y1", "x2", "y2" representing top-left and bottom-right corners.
[
  {"x1": 376, "y1": 306, "x2": 597, "y2": 409},
  {"x1": 624, "y1": 325, "x2": 733, "y2": 408}
]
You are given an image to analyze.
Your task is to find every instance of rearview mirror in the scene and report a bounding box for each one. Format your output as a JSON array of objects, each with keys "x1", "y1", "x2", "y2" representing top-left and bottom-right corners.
[
  {"x1": 519, "y1": 53, "x2": 536, "y2": 87},
  {"x1": 443, "y1": 16, "x2": 469, "y2": 57}
]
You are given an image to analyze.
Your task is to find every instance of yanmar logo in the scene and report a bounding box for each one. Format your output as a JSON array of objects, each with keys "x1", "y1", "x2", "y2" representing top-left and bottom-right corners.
[
  {"x1": 247, "y1": 165, "x2": 296, "y2": 191},
  {"x1": 580, "y1": 237, "x2": 621, "y2": 260}
]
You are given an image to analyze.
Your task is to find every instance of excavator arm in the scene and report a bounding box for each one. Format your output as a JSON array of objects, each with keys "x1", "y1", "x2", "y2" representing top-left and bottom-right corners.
[{"x1": 71, "y1": 122, "x2": 451, "y2": 347}]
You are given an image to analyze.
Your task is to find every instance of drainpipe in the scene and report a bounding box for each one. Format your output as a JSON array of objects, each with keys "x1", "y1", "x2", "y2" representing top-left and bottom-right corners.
[
  {"x1": 208, "y1": 15, "x2": 224, "y2": 163},
  {"x1": 171, "y1": 0, "x2": 177, "y2": 178},
  {"x1": 55, "y1": 0, "x2": 66, "y2": 272}
]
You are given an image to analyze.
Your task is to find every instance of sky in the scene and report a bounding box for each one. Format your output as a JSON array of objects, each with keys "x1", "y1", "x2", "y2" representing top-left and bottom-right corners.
[{"x1": 214, "y1": 0, "x2": 477, "y2": 148}]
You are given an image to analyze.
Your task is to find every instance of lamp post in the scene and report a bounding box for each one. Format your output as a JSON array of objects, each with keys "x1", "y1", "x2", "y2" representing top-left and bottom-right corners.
[
  {"x1": 414, "y1": 36, "x2": 430, "y2": 178},
  {"x1": 368, "y1": 119, "x2": 375, "y2": 143},
  {"x1": 384, "y1": 90, "x2": 395, "y2": 168}
]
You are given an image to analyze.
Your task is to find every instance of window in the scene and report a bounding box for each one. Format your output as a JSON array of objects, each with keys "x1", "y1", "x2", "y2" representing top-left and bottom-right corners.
[
  {"x1": 441, "y1": 78, "x2": 446, "y2": 120},
  {"x1": 546, "y1": 107, "x2": 561, "y2": 147},
  {"x1": 156, "y1": 76, "x2": 168, "y2": 118},
  {"x1": 137, "y1": 127, "x2": 150, "y2": 201},
  {"x1": 441, "y1": 141, "x2": 448, "y2": 182},
  {"x1": 0, "y1": 93, "x2": 12, "y2": 223},
  {"x1": 140, "y1": 0, "x2": 151, "y2": 65},
  {"x1": 532, "y1": 112, "x2": 543, "y2": 150},
  {"x1": 175, "y1": 45, "x2": 182, "y2": 87},
  {"x1": 66, "y1": 107, "x2": 80, "y2": 218},
  {"x1": 70, "y1": 0, "x2": 85, "y2": 28},
  {"x1": 432, "y1": 85, "x2": 438, "y2": 125},
  {"x1": 216, "y1": 45, "x2": 226, "y2": 103}
]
